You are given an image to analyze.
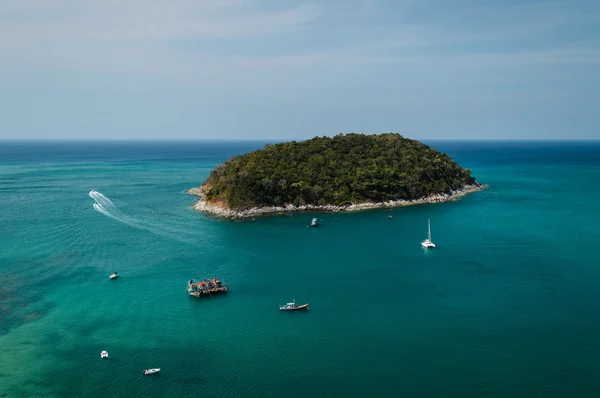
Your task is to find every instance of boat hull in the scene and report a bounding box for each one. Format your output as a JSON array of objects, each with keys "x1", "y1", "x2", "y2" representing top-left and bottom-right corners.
[
  {"x1": 279, "y1": 303, "x2": 310, "y2": 311},
  {"x1": 143, "y1": 368, "x2": 160, "y2": 375}
]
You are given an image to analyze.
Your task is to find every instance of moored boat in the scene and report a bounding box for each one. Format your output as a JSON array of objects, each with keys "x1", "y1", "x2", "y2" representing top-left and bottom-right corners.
[
  {"x1": 143, "y1": 368, "x2": 160, "y2": 375},
  {"x1": 187, "y1": 278, "x2": 228, "y2": 297},
  {"x1": 311, "y1": 218, "x2": 318, "y2": 227},
  {"x1": 109, "y1": 272, "x2": 119, "y2": 280},
  {"x1": 101, "y1": 350, "x2": 109, "y2": 359},
  {"x1": 421, "y1": 219, "x2": 436, "y2": 249},
  {"x1": 279, "y1": 299, "x2": 309, "y2": 311}
]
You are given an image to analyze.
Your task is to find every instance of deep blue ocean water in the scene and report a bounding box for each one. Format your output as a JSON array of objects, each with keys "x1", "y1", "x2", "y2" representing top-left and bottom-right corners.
[{"x1": 1, "y1": 140, "x2": 600, "y2": 397}]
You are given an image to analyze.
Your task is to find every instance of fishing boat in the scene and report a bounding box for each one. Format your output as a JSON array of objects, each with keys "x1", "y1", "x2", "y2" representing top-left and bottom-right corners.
[
  {"x1": 109, "y1": 272, "x2": 119, "y2": 280},
  {"x1": 143, "y1": 368, "x2": 160, "y2": 375},
  {"x1": 279, "y1": 299, "x2": 309, "y2": 311},
  {"x1": 187, "y1": 278, "x2": 228, "y2": 297},
  {"x1": 421, "y1": 219, "x2": 436, "y2": 249},
  {"x1": 101, "y1": 351, "x2": 109, "y2": 359},
  {"x1": 311, "y1": 218, "x2": 318, "y2": 227}
]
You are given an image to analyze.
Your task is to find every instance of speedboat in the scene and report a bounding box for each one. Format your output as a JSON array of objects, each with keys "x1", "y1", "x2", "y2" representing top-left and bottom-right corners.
[
  {"x1": 279, "y1": 299, "x2": 309, "y2": 311},
  {"x1": 109, "y1": 272, "x2": 119, "y2": 280},
  {"x1": 143, "y1": 368, "x2": 160, "y2": 375},
  {"x1": 101, "y1": 351, "x2": 109, "y2": 359}
]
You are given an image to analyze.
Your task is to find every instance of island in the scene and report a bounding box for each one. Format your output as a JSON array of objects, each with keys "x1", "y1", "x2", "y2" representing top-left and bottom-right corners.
[{"x1": 188, "y1": 133, "x2": 487, "y2": 218}]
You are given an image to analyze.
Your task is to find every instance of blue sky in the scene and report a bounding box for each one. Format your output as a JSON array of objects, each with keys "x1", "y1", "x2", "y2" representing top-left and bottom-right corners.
[{"x1": 0, "y1": 0, "x2": 598, "y2": 140}]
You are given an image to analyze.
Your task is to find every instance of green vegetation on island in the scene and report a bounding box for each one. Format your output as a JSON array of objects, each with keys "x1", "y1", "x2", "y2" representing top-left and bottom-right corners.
[{"x1": 198, "y1": 133, "x2": 480, "y2": 211}]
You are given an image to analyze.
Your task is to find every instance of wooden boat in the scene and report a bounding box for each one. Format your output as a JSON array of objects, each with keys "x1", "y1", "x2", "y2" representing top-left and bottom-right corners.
[
  {"x1": 187, "y1": 278, "x2": 227, "y2": 297},
  {"x1": 143, "y1": 368, "x2": 160, "y2": 375},
  {"x1": 279, "y1": 299, "x2": 309, "y2": 311}
]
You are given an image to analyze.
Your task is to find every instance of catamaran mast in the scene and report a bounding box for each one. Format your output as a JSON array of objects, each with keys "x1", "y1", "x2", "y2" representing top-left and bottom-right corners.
[{"x1": 428, "y1": 219, "x2": 431, "y2": 241}]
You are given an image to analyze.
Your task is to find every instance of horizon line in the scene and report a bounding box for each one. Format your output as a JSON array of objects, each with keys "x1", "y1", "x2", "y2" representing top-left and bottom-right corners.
[{"x1": 1, "y1": 137, "x2": 599, "y2": 142}]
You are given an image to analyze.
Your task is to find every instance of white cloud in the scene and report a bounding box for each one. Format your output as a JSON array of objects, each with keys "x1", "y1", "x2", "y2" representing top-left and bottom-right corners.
[
  {"x1": 373, "y1": 1, "x2": 600, "y2": 50},
  {"x1": 0, "y1": 0, "x2": 320, "y2": 70},
  {"x1": 0, "y1": 0, "x2": 598, "y2": 80}
]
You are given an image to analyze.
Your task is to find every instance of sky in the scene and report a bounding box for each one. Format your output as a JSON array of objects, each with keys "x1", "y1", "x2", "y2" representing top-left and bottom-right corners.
[{"x1": 0, "y1": 0, "x2": 598, "y2": 140}]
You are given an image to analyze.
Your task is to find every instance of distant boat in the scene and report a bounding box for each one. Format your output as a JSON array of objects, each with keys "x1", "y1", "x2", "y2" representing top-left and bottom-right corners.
[
  {"x1": 421, "y1": 219, "x2": 436, "y2": 249},
  {"x1": 109, "y1": 272, "x2": 119, "y2": 280},
  {"x1": 101, "y1": 351, "x2": 109, "y2": 359},
  {"x1": 311, "y1": 218, "x2": 318, "y2": 227},
  {"x1": 187, "y1": 278, "x2": 228, "y2": 297},
  {"x1": 279, "y1": 299, "x2": 310, "y2": 311},
  {"x1": 143, "y1": 368, "x2": 160, "y2": 375}
]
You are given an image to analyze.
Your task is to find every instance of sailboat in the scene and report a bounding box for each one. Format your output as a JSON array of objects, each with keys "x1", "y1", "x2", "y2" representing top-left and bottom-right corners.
[{"x1": 421, "y1": 219, "x2": 436, "y2": 249}]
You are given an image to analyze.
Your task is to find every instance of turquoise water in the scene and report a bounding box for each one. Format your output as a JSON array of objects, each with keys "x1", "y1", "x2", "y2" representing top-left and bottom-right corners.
[{"x1": 1, "y1": 141, "x2": 600, "y2": 397}]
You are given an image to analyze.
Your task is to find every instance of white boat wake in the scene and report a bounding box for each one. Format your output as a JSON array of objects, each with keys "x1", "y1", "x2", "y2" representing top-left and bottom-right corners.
[
  {"x1": 89, "y1": 190, "x2": 201, "y2": 246},
  {"x1": 93, "y1": 202, "x2": 141, "y2": 229},
  {"x1": 89, "y1": 190, "x2": 116, "y2": 210}
]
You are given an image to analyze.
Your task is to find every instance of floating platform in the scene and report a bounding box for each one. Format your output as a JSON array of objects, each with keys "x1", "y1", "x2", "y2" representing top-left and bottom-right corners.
[{"x1": 188, "y1": 278, "x2": 228, "y2": 297}]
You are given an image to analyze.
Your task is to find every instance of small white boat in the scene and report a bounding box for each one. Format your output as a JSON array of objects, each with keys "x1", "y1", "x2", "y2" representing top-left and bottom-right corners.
[
  {"x1": 143, "y1": 368, "x2": 160, "y2": 375},
  {"x1": 311, "y1": 218, "x2": 318, "y2": 227},
  {"x1": 279, "y1": 299, "x2": 310, "y2": 311},
  {"x1": 101, "y1": 351, "x2": 109, "y2": 359},
  {"x1": 421, "y1": 219, "x2": 436, "y2": 249},
  {"x1": 109, "y1": 272, "x2": 119, "y2": 280}
]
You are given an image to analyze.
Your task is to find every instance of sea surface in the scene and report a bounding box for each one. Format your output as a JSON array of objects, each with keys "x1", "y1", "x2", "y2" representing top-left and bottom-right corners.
[{"x1": 1, "y1": 140, "x2": 600, "y2": 397}]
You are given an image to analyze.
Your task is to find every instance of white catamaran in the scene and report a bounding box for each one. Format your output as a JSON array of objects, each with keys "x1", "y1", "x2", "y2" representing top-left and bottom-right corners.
[{"x1": 421, "y1": 219, "x2": 436, "y2": 249}]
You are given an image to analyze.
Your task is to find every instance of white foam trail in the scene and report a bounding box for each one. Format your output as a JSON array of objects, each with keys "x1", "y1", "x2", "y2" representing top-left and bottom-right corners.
[
  {"x1": 93, "y1": 202, "x2": 140, "y2": 229},
  {"x1": 89, "y1": 190, "x2": 116, "y2": 209},
  {"x1": 91, "y1": 191, "x2": 203, "y2": 237},
  {"x1": 90, "y1": 190, "x2": 201, "y2": 247}
]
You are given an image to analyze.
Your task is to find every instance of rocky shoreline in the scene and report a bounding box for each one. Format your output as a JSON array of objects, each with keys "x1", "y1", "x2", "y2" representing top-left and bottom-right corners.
[{"x1": 187, "y1": 183, "x2": 488, "y2": 219}]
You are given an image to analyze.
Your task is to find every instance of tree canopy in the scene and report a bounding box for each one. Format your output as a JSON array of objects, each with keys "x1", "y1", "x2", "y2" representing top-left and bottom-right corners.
[{"x1": 201, "y1": 133, "x2": 477, "y2": 210}]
